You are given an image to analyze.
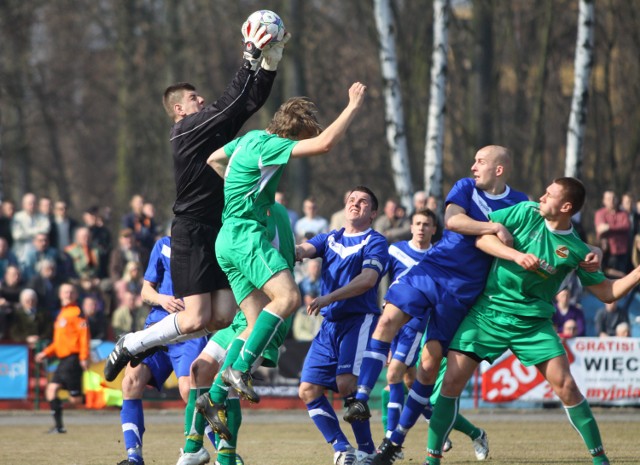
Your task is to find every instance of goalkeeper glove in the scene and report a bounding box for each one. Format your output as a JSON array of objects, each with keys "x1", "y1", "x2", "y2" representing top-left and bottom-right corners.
[
  {"x1": 242, "y1": 20, "x2": 272, "y2": 71},
  {"x1": 261, "y1": 32, "x2": 291, "y2": 71}
]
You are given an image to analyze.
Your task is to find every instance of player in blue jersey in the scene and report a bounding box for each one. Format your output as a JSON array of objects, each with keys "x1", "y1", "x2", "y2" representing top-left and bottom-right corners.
[
  {"x1": 296, "y1": 186, "x2": 389, "y2": 465},
  {"x1": 382, "y1": 209, "x2": 437, "y2": 436},
  {"x1": 117, "y1": 236, "x2": 208, "y2": 465},
  {"x1": 382, "y1": 209, "x2": 487, "y2": 460},
  {"x1": 343, "y1": 146, "x2": 528, "y2": 462}
]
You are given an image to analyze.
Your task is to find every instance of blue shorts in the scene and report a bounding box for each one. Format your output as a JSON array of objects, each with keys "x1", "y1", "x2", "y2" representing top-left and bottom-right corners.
[
  {"x1": 385, "y1": 270, "x2": 468, "y2": 353},
  {"x1": 391, "y1": 317, "x2": 427, "y2": 367},
  {"x1": 142, "y1": 336, "x2": 207, "y2": 391},
  {"x1": 301, "y1": 313, "x2": 377, "y2": 392}
]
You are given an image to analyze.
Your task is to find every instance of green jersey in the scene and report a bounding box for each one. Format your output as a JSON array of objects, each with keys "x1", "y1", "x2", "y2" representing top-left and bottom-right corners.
[
  {"x1": 266, "y1": 202, "x2": 296, "y2": 271},
  {"x1": 222, "y1": 130, "x2": 298, "y2": 225},
  {"x1": 476, "y1": 201, "x2": 605, "y2": 319}
]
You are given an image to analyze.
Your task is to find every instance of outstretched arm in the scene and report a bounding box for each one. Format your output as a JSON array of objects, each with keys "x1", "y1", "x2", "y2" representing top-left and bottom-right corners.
[
  {"x1": 291, "y1": 82, "x2": 367, "y2": 158},
  {"x1": 587, "y1": 265, "x2": 640, "y2": 303}
]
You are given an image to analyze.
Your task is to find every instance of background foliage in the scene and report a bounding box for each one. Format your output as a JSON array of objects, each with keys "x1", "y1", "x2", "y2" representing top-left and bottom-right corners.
[{"x1": 1, "y1": 0, "x2": 638, "y2": 237}]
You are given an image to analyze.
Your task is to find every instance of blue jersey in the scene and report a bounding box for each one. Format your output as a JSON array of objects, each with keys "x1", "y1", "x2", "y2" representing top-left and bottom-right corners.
[
  {"x1": 143, "y1": 236, "x2": 174, "y2": 325},
  {"x1": 388, "y1": 240, "x2": 431, "y2": 332},
  {"x1": 388, "y1": 240, "x2": 431, "y2": 283},
  {"x1": 420, "y1": 178, "x2": 528, "y2": 304},
  {"x1": 308, "y1": 228, "x2": 389, "y2": 321}
]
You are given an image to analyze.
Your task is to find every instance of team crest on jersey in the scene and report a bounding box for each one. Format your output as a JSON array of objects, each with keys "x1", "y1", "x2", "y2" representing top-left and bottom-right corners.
[{"x1": 555, "y1": 245, "x2": 569, "y2": 258}]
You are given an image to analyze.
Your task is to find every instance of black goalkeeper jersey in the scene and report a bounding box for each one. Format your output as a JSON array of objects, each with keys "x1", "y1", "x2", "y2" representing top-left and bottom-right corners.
[{"x1": 170, "y1": 66, "x2": 276, "y2": 225}]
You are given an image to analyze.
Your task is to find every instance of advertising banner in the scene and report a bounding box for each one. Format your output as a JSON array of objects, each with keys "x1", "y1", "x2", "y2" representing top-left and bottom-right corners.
[
  {"x1": 0, "y1": 345, "x2": 29, "y2": 399},
  {"x1": 481, "y1": 337, "x2": 640, "y2": 405}
]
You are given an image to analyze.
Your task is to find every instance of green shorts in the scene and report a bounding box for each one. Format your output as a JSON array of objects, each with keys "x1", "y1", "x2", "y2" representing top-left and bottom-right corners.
[
  {"x1": 216, "y1": 219, "x2": 290, "y2": 304},
  {"x1": 450, "y1": 304, "x2": 566, "y2": 367},
  {"x1": 210, "y1": 311, "x2": 293, "y2": 368}
]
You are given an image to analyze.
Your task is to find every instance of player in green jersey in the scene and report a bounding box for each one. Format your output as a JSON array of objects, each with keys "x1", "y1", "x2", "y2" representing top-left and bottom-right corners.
[
  {"x1": 179, "y1": 202, "x2": 295, "y2": 465},
  {"x1": 200, "y1": 82, "x2": 366, "y2": 410},
  {"x1": 424, "y1": 178, "x2": 640, "y2": 465}
]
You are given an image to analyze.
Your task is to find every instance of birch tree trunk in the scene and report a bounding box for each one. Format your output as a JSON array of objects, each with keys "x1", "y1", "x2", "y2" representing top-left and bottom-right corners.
[
  {"x1": 424, "y1": 0, "x2": 450, "y2": 202},
  {"x1": 565, "y1": 0, "x2": 595, "y2": 178},
  {"x1": 373, "y1": 0, "x2": 413, "y2": 211}
]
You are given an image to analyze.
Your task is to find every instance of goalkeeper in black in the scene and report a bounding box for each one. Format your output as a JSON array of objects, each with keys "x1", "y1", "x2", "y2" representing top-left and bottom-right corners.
[{"x1": 105, "y1": 19, "x2": 291, "y2": 382}]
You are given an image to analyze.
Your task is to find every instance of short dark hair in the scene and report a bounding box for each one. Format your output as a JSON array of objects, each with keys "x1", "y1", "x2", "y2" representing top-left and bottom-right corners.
[
  {"x1": 411, "y1": 208, "x2": 437, "y2": 224},
  {"x1": 349, "y1": 186, "x2": 379, "y2": 211},
  {"x1": 553, "y1": 177, "x2": 586, "y2": 214},
  {"x1": 163, "y1": 82, "x2": 196, "y2": 117}
]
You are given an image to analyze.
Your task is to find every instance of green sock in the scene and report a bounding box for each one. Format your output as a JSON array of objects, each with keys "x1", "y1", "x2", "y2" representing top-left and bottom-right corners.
[
  {"x1": 380, "y1": 388, "x2": 390, "y2": 431},
  {"x1": 426, "y1": 394, "x2": 458, "y2": 464},
  {"x1": 565, "y1": 399, "x2": 609, "y2": 464},
  {"x1": 232, "y1": 310, "x2": 282, "y2": 373},
  {"x1": 216, "y1": 398, "x2": 242, "y2": 465},
  {"x1": 452, "y1": 412, "x2": 480, "y2": 439},
  {"x1": 210, "y1": 338, "x2": 245, "y2": 403},
  {"x1": 184, "y1": 387, "x2": 208, "y2": 453}
]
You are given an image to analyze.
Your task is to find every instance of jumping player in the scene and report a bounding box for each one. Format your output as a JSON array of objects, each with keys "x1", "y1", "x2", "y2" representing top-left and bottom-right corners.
[
  {"x1": 180, "y1": 202, "x2": 295, "y2": 465},
  {"x1": 198, "y1": 82, "x2": 367, "y2": 409},
  {"x1": 104, "y1": 19, "x2": 290, "y2": 382}
]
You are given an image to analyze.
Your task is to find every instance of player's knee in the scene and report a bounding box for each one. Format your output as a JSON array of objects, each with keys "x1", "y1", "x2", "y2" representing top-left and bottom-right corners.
[
  {"x1": 121, "y1": 369, "x2": 148, "y2": 397},
  {"x1": 191, "y1": 358, "x2": 217, "y2": 385},
  {"x1": 282, "y1": 290, "x2": 301, "y2": 314},
  {"x1": 553, "y1": 375, "x2": 580, "y2": 402},
  {"x1": 271, "y1": 291, "x2": 300, "y2": 317},
  {"x1": 418, "y1": 363, "x2": 439, "y2": 385},
  {"x1": 376, "y1": 314, "x2": 400, "y2": 339},
  {"x1": 208, "y1": 312, "x2": 233, "y2": 330},
  {"x1": 177, "y1": 378, "x2": 191, "y2": 403},
  {"x1": 386, "y1": 367, "x2": 403, "y2": 384},
  {"x1": 179, "y1": 313, "x2": 208, "y2": 333},
  {"x1": 298, "y1": 382, "x2": 319, "y2": 403},
  {"x1": 440, "y1": 368, "x2": 467, "y2": 397}
]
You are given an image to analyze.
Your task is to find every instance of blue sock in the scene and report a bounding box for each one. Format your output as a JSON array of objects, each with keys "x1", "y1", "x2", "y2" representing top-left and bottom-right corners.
[
  {"x1": 390, "y1": 380, "x2": 433, "y2": 446},
  {"x1": 351, "y1": 416, "x2": 375, "y2": 453},
  {"x1": 356, "y1": 339, "x2": 391, "y2": 401},
  {"x1": 306, "y1": 395, "x2": 351, "y2": 452},
  {"x1": 121, "y1": 399, "x2": 145, "y2": 463},
  {"x1": 386, "y1": 382, "x2": 405, "y2": 434}
]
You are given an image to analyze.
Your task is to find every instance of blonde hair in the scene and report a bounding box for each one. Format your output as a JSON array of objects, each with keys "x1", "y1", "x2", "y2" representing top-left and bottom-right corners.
[{"x1": 266, "y1": 97, "x2": 323, "y2": 139}]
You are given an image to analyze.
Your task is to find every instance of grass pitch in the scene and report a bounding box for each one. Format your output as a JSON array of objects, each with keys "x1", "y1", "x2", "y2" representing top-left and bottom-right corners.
[{"x1": 1, "y1": 407, "x2": 638, "y2": 465}]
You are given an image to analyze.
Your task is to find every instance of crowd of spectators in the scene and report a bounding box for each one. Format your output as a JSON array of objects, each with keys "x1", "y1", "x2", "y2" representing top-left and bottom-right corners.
[
  {"x1": 1, "y1": 187, "x2": 638, "y2": 351},
  {"x1": 0, "y1": 192, "x2": 162, "y2": 348}
]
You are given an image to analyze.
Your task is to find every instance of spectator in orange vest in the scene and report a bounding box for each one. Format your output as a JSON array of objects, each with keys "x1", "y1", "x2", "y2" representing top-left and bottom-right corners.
[{"x1": 35, "y1": 283, "x2": 90, "y2": 433}]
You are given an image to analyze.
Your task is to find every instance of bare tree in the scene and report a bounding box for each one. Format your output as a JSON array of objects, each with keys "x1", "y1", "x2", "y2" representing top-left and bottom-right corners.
[
  {"x1": 565, "y1": 0, "x2": 595, "y2": 178},
  {"x1": 424, "y1": 0, "x2": 450, "y2": 202},
  {"x1": 373, "y1": 0, "x2": 413, "y2": 211}
]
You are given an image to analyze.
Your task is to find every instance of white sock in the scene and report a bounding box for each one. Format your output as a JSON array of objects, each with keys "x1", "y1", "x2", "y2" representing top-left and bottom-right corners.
[{"x1": 125, "y1": 313, "x2": 181, "y2": 354}]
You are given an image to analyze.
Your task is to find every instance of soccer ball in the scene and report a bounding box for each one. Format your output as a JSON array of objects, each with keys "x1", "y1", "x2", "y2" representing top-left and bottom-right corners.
[{"x1": 246, "y1": 10, "x2": 286, "y2": 44}]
